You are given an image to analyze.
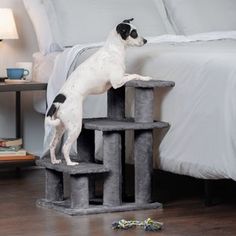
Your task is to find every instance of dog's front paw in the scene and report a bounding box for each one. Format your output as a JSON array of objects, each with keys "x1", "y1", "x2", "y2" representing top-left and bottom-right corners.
[
  {"x1": 141, "y1": 76, "x2": 152, "y2": 81},
  {"x1": 51, "y1": 159, "x2": 61, "y2": 164},
  {"x1": 66, "y1": 161, "x2": 79, "y2": 166}
]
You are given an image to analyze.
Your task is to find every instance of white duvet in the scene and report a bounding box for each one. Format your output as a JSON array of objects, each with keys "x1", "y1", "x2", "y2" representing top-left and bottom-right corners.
[
  {"x1": 144, "y1": 40, "x2": 236, "y2": 180},
  {"x1": 39, "y1": 31, "x2": 236, "y2": 180}
]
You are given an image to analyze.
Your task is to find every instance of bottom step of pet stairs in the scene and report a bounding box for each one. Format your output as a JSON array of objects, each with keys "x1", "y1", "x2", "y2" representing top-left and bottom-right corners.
[
  {"x1": 36, "y1": 158, "x2": 109, "y2": 175},
  {"x1": 37, "y1": 198, "x2": 162, "y2": 216},
  {"x1": 36, "y1": 158, "x2": 162, "y2": 215}
]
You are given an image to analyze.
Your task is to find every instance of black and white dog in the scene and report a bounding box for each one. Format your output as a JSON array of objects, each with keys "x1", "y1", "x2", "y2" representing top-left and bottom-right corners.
[{"x1": 46, "y1": 18, "x2": 152, "y2": 165}]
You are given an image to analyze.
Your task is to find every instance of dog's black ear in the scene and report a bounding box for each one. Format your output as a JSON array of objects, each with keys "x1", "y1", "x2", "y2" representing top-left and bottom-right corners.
[
  {"x1": 123, "y1": 18, "x2": 134, "y2": 23},
  {"x1": 116, "y1": 23, "x2": 131, "y2": 40}
]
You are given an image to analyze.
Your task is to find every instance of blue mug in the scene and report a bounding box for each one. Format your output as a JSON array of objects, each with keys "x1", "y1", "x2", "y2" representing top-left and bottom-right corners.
[{"x1": 7, "y1": 68, "x2": 29, "y2": 80}]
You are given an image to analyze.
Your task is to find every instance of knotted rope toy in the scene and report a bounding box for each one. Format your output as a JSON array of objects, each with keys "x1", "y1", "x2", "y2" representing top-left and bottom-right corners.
[{"x1": 112, "y1": 218, "x2": 163, "y2": 232}]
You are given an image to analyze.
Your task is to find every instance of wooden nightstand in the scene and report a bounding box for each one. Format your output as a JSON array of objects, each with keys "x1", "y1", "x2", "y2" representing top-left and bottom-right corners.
[{"x1": 0, "y1": 81, "x2": 47, "y2": 166}]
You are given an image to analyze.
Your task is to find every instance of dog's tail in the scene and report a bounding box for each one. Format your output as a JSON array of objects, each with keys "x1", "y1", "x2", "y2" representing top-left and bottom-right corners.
[
  {"x1": 45, "y1": 93, "x2": 66, "y2": 127},
  {"x1": 45, "y1": 111, "x2": 61, "y2": 127}
]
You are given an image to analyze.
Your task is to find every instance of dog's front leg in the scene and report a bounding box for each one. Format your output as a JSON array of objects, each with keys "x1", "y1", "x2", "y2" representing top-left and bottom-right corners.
[
  {"x1": 112, "y1": 74, "x2": 152, "y2": 89},
  {"x1": 124, "y1": 73, "x2": 152, "y2": 81}
]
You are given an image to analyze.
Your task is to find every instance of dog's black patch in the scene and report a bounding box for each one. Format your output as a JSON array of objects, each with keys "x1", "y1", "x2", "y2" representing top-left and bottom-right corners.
[
  {"x1": 123, "y1": 18, "x2": 134, "y2": 24},
  {"x1": 47, "y1": 94, "x2": 66, "y2": 117},
  {"x1": 116, "y1": 23, "x2": 131, "y2": 40},
  {"x1": 53, "y1": 93, "x2": 66, "y2": 103},
  {"x1": 130, "y1": 29, "x2": 138, "y2": 39},
  {"x1": 47, "y1": 104, "x2": 57, "y2": 117}
]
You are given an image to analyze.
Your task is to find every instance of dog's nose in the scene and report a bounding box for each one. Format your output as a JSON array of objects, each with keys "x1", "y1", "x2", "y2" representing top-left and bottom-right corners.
[{"x1": 143, "y1": 38, "x2": 147, "y2": 44}]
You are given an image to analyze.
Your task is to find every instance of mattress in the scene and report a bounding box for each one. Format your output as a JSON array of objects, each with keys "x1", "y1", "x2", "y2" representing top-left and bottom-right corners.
[{"x1": 34, "y1": 39, "x2": 236, "y2": 180}]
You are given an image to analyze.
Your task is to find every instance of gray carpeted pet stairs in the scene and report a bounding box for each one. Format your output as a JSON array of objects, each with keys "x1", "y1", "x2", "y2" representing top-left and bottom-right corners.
[{"x1": 36, "y1": 80, "x2": 174, "y2": 215}]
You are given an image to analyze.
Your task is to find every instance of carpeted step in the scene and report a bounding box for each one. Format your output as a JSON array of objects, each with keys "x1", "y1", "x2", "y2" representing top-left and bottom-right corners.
[
  {"x1": 125, "y1": 80, "x2": 175, "y2": 88},
  {"x1": 36, "y1": 158, "x2": 109, "y2": 175},
  {"x1": 83, "y1": 118, "x2": 169, "y2": 131}
]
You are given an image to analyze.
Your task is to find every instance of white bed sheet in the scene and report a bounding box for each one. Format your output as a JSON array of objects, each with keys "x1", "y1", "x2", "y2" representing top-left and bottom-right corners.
[{"x1": 35, "y1": 36, "x2": 236, "y2": 180}]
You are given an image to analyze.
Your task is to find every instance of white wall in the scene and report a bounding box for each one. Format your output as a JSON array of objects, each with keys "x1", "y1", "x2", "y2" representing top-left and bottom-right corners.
[{"x1": 0, "y1": 0, "x2": 44, "y2": 155}]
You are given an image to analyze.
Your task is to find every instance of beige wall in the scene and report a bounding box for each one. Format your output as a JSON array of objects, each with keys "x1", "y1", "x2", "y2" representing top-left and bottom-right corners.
[{"x1": 0, "y1": 0, "x2": 44, "y2": 155}]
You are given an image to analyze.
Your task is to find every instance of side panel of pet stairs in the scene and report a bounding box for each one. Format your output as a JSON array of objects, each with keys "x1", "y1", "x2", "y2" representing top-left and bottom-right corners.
[{"x1": 36, "y1": 80, "x2": 174, "y2": 215}]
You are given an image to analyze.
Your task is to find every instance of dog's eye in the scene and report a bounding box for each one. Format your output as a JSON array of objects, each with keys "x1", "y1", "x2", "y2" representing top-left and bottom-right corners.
[{"x1": 130, "y1": 29, "x2": 138, "y2": 39}]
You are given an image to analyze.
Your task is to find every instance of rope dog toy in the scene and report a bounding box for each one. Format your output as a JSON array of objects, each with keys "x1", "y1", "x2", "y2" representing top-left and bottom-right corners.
[{"x1": 112, "y1": 218, "x2": 163, "y2": 232}]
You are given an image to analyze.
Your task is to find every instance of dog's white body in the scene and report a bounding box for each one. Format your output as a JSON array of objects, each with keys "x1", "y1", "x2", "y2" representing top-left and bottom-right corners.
[{"x1": 46, "y1": 20, "x2": 151, "y2": 165}]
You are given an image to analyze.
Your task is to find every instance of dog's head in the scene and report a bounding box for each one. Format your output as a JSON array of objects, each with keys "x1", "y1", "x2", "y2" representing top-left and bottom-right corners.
[{"x1": 116, "y1": 18, "x2": 147, "y2": 47}]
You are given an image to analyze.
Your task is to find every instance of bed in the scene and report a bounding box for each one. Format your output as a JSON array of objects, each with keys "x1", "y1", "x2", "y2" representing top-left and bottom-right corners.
[{"x1": 23, "y1": 0, "x2": 236, "y2": 180}]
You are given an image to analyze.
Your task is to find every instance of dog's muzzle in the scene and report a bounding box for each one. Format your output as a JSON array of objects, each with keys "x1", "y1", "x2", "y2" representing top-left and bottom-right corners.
[{"x1": 143, "y1": 38, "x2": 147, "y2": 44}]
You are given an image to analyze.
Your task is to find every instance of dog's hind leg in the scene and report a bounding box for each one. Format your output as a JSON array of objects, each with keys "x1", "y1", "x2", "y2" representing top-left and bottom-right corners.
[
  {"x1": 50, "y1": 124, "x2": 65, "y2": 164},
  {"x1": 62, "y1": 122, "x2": 82, "y2": 166}
]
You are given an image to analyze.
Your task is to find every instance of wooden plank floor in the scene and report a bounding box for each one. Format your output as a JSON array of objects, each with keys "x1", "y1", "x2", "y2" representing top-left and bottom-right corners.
[{"x1": 1, "y1": 168, "x2": 236, "y2": 236}]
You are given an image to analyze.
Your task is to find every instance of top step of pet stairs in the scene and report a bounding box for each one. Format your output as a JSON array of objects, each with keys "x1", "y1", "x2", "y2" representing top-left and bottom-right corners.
[{"x1": 125, "y1": 80, "x2": 175, "y2": 88}]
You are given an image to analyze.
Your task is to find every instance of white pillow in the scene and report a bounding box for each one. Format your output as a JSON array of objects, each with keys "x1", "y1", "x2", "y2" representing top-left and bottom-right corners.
[
  {"x1": 163, "y1": 0, "x2": 236, "y2": 35},
  {"x1": 23, "y1": 0, "x2": 62, "y2": 54},
  {"x1": 44, "y1": 0, "x2": 170, "y2": 47}
]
